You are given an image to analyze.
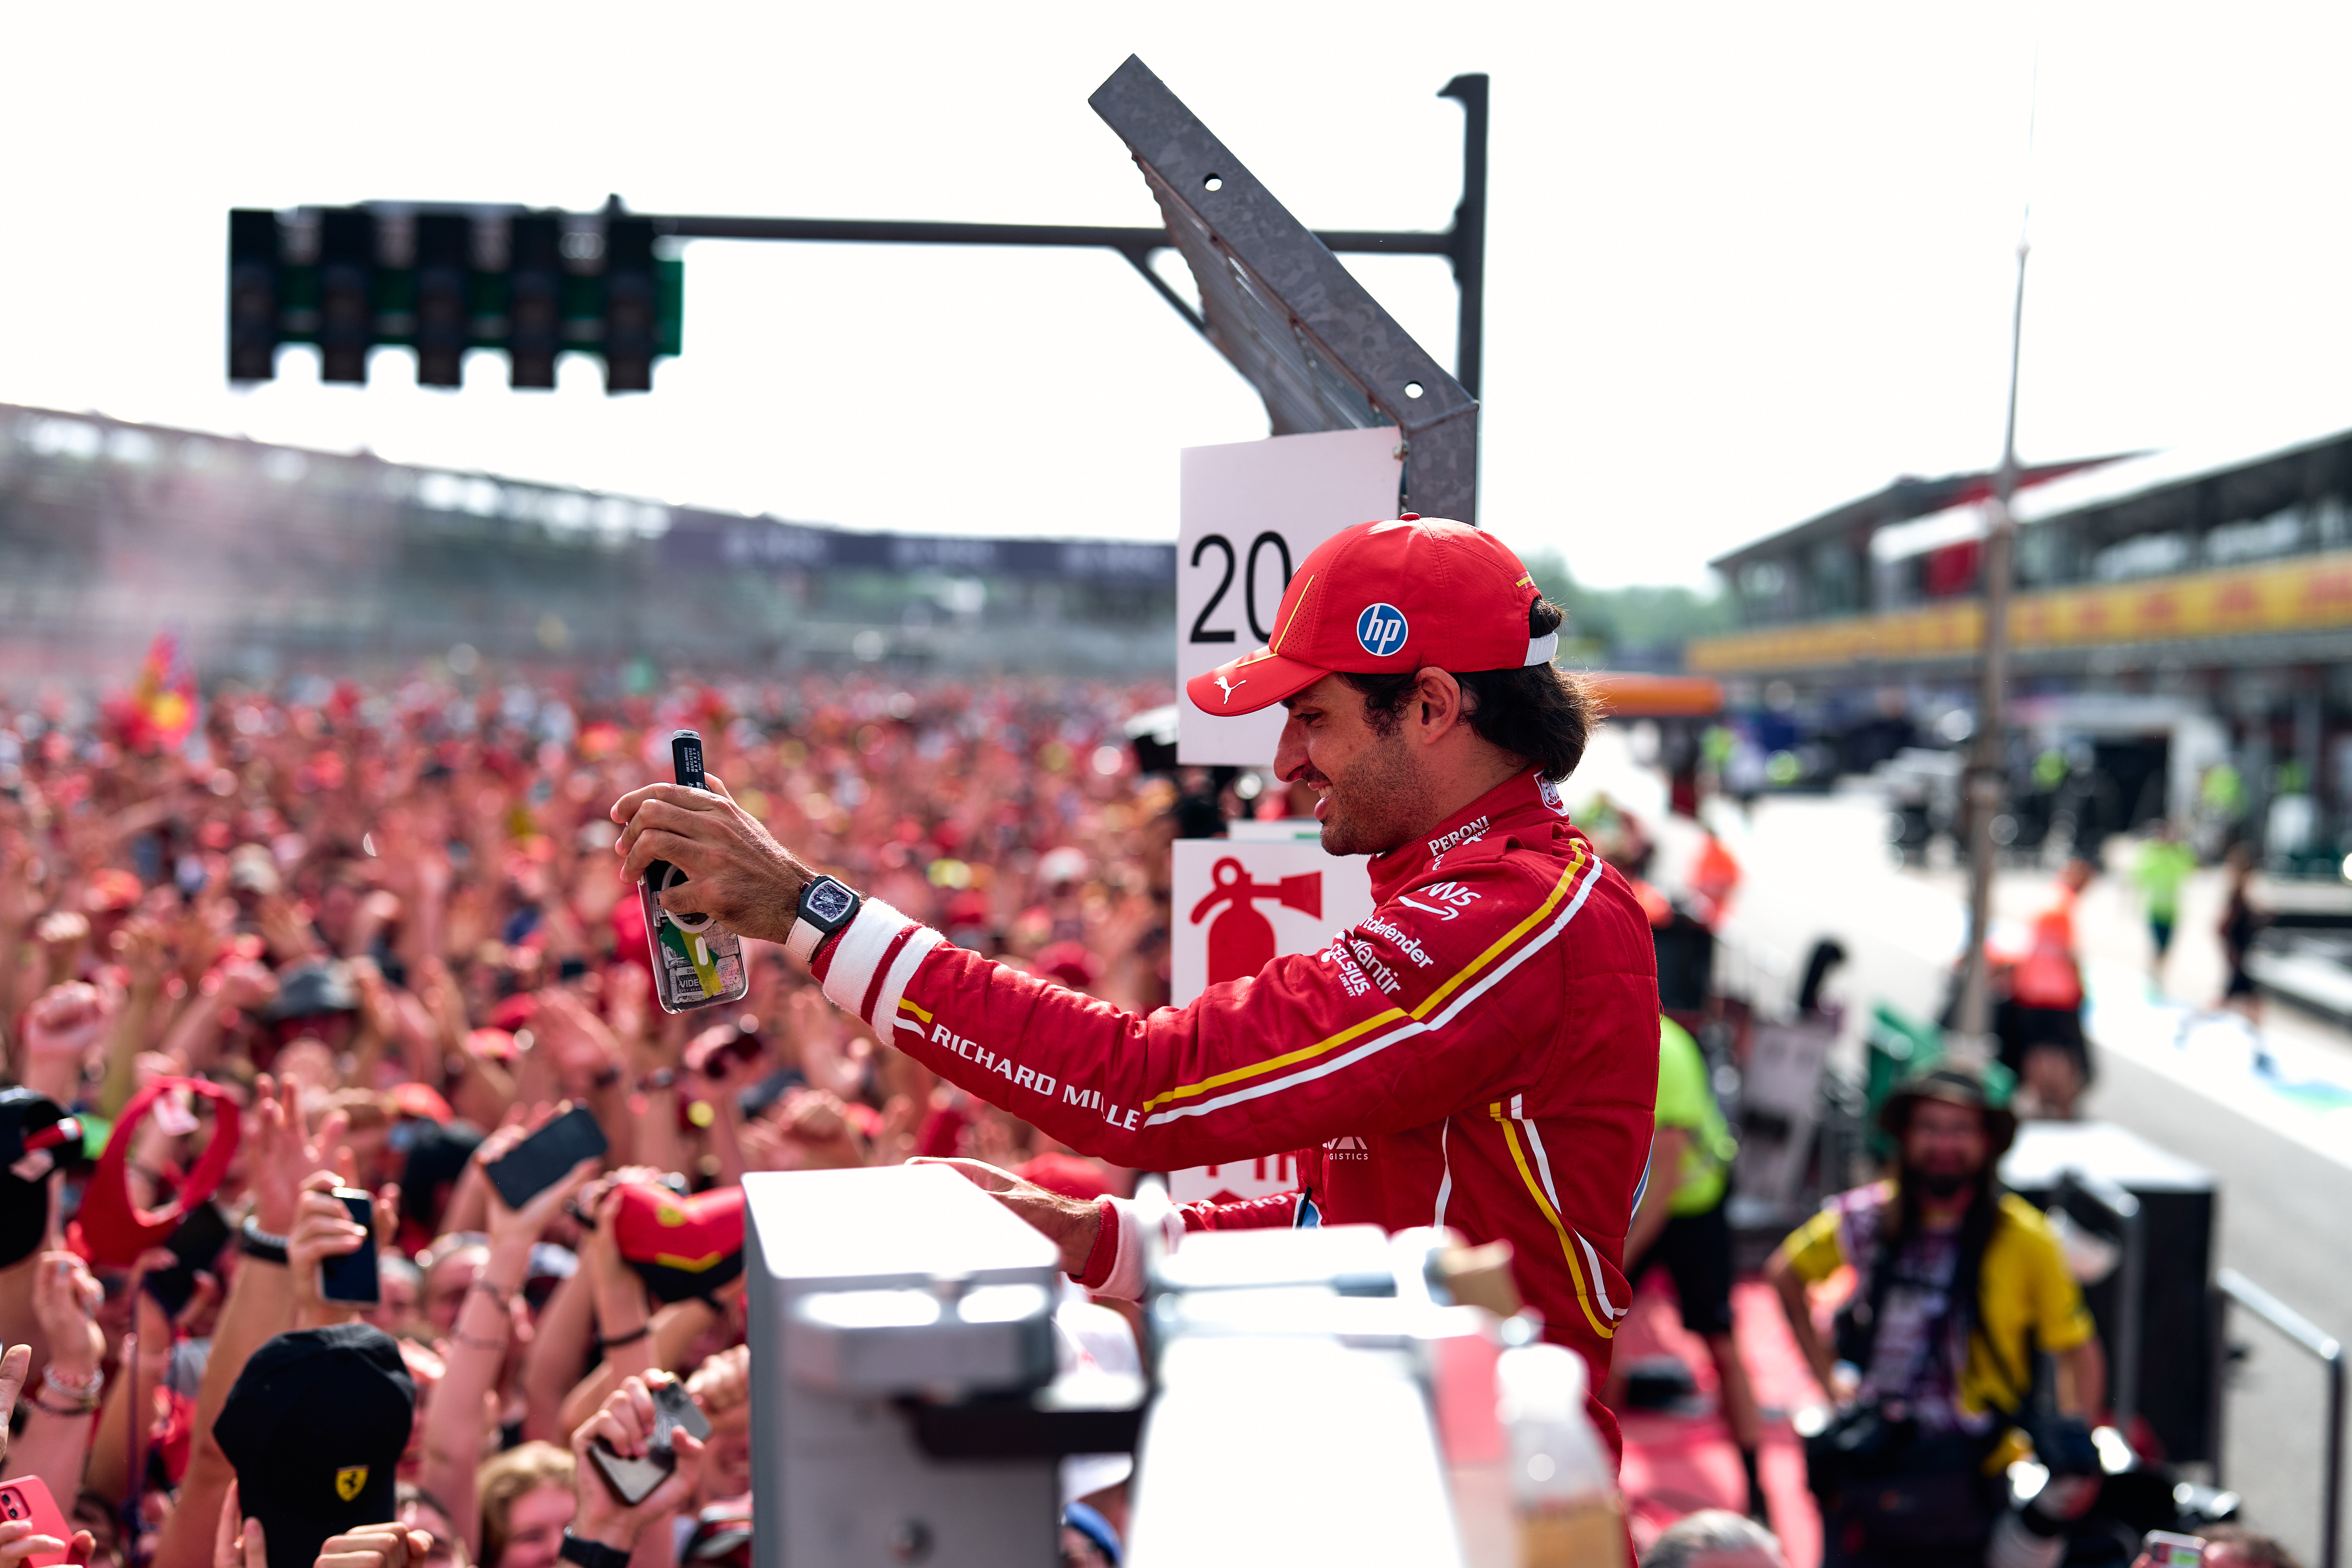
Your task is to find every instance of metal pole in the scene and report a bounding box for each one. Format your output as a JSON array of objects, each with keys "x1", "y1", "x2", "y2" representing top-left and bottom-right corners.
[
  {"x1": 652, "y1": 214, "x2": 1456, "y2": 256},
  {"x1": 1438, "y1": 74, "x2": 1488, "y2": 399},
  {"x1": 1956, "y1": 230, "x2": 2031, "y2": 1043},
  {"x1": 1957, "y1": 53, "x2": 2039, "y2": 1044},
  {"x1": 2334, "y1": 1348, "x2": 2348, "y2": 1568},
  {"x1": 2217, "y1": 1268, "x2": 2345, "y2": 1568}
]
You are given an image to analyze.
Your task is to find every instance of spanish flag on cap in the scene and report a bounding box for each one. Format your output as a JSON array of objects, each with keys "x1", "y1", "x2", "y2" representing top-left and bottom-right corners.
[{"x1": 612, "y1": 1182, "x2": 746, "y2": 1303}]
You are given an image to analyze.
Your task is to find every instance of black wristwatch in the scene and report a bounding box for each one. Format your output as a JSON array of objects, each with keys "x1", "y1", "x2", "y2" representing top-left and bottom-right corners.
[
  {"x1": 784, "y1": 875, "x2": 861, "y2": 964},
  {"x1": 559, "y1": 1532, "x2": 631, "y2": 1568},
  {"x1": 239, "y1": 1214, "x2": 289, "y2": 1266}
]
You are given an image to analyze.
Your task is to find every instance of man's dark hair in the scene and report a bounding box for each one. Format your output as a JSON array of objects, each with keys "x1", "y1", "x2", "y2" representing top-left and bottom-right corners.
[{"x1": 1340, "y1": 598, "x2": 1596, "y2": 780}]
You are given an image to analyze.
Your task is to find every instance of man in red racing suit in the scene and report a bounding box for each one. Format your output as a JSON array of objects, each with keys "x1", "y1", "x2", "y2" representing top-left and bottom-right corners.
[
  {"x1": 813, "y1": 766, "x2": 1658, "y2": 1454},
  {"x1": 612, "y1": 517, "x2": 1661, "y2": 1459}
]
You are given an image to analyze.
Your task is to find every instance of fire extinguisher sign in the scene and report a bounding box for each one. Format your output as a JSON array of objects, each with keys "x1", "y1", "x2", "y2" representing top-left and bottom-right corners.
[{"x1": 1165, "y1": 833, "x2": 1374, "y2": 1205}]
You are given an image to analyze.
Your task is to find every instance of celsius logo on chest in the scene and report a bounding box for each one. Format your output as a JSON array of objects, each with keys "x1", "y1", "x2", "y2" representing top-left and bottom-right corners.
[{"x1": 1355, "y1": 603, "x2": 1408, "y2": 657}]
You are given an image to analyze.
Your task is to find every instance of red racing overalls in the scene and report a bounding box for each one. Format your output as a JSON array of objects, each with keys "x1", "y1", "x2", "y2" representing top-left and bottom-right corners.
[{"x1": 809, "y1": 769, "x2": 1661, "y2": 1456}]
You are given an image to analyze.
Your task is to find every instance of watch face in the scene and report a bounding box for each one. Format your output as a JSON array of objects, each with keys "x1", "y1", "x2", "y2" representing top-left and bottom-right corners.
[{"x1": 804, "y1": 879, "x2": 856, "y2": 925}]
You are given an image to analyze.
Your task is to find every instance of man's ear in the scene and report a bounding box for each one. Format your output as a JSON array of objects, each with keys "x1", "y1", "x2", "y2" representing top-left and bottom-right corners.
[{"x1": 1412, "y1": 668, "x2": 1466, "y2": 741}]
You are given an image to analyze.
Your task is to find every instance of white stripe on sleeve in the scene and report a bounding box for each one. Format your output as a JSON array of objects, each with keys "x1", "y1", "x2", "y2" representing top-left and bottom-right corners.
[
  {"x1": 819, "y1": 899, "x2": 915, "y2": 1020},
  {"x1": 871, "y1": 926, "x2": 947, "y2": 1033}
]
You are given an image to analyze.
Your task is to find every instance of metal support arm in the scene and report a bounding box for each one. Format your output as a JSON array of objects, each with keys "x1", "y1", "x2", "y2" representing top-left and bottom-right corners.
[{"x1": 647, "y1": 67, "x2": 1486, "y2": 396}]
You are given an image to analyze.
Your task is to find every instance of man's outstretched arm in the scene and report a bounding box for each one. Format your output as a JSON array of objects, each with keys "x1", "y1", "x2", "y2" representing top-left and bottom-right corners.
[{"x1": 611, "y1": 774, "x2": 1601, "y2": 1171}]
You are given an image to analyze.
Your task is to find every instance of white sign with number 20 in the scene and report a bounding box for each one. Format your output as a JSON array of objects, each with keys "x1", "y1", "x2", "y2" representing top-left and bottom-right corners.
[{"x1": 1176, "y1": 428, "x2": 1403, "y2": 766}]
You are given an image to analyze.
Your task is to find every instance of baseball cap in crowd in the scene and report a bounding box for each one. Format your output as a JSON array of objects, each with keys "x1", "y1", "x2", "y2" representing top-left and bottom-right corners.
[
  {"x1": 523, "y1": 1241, "x2": 578, "y2": 1311},
  {"x1": 0, "y1": 1089, "x2": 73, "y2": 1268},
  {"x1": 84, "y1": 869, "x2": 145, "y2": 915},
  {"x1": 228, "y1": 844, "x2": 281, "y2": 897},
  {"x1": 463, "y1": 1026, "x2": 520, "y2": 1064},
  {"x1": 1878, "y1": 1062, "x2": 2021, "y2": 1156},
  {"x1": 387, "y1": 1082, "x2": 453, "y2": 1125},
  {"x1": 1031, "y1": 941, "x2": 1100, "y2": 993},
  {"x1": 263, "y1": 960, "x2": 358, "y2": 1022},
  {"x1": 613, "y1": 1183, "x2": 746, "y2": 1303},
  {"x1": 683, "y1": 1498, "x2": 753, "y2": 1568},
  {"x1": 1185, "y1": 516, "x2": 1554, "y2": 717},
  {"x1": 214, "y1": 1325, "x2": 416, "y2": 1568},
  {"x1": 397, "y1": 1122, "x2": 485, "y2": 1242}
]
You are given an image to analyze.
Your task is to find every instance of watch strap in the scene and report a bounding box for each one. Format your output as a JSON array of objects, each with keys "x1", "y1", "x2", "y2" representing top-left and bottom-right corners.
[
  {"x1": 784, "y1": 913, "x2": 828, "y2": 966},
  {"x1": 240, "y1": 1214, "x2": 289, "y2": 1266}
]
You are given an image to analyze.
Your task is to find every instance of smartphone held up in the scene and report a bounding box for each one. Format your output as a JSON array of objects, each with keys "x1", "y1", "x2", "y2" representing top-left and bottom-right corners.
[
  {"x1": 318, "y1": 1187, "x2": 379, "y2": 1305},
  {"x1": 485, "y1": 1105, "x2": 609, "y2": 1211},
  {"x1": 0, "y1": 1477, "x2": 74, "y2": 1568},
  {"x1": 640, "y1": 730, "x2": 750, "y2": 1014},
  {"x1": 590, "y1": 1380, "x2": 712, "y2": 1506}
]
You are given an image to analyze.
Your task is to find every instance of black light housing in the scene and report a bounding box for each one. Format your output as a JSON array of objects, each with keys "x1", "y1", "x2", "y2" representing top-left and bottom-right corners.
[
  {"x1": 413, "y1": 212, "x2": 470, "y2": 389},
  {"x1": 316, "y1": 207, "x2": 376, "y2": 385}
]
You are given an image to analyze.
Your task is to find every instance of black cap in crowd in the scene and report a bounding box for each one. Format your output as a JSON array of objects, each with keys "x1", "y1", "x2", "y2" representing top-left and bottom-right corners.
[
  {"x1": 0, "y1": 1088, "x2": 69, "y2": 1269},
  {"x1": 214, "y1": 1325, "x2": 416, "y2": 1568}
]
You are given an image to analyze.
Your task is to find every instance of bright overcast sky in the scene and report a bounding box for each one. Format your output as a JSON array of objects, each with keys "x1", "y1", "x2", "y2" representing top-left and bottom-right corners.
[{"x1": 8, "y1": 3, "x2": 2352, "y2": 588}]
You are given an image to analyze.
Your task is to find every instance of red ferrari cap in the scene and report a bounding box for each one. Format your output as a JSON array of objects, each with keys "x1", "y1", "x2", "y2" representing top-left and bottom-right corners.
[
  {"x1": 1184, "y1": 517, "x2": 1554, "y2": 717},
  {"x1": 613, "y1": 1182, "x2": 746, "y2": 1303}
]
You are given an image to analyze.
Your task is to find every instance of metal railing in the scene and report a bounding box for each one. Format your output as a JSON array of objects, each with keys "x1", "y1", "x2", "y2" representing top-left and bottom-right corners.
[
  {"x1": 2214, "y1": 1268, "x2": 2345, "y2": 1568},
  {"x1": 2053, "y1": 1168, "x2": 2145, "y2": 1433}
]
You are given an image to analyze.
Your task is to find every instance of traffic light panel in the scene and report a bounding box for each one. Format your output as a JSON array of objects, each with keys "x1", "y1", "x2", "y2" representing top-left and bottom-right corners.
[
  {"x1": 224, "y1": 204, "x2": 682, "y2": 392},
  {"x1": 602, "y1": 216, "x2": 656, "y2": 394},
  {"x1": 226, "y1": 210, "x2": 280, "y2": 383},
  {"x1": 412, "y1": 212, "x2": 470, "y2": 388},
  {"x1": 507, "y1": 214, "x2": 562, "y2": 390},
  {"x1": 316, "y1": 208, "x2": 376, "y2": 384}
]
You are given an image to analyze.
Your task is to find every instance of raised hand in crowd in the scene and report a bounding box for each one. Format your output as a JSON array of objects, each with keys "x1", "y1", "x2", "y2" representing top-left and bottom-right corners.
[
  {"x1": 18, "y1": 1247, "x2": 108, "y2": 1500},
  {"x1": 289, "y1": 1171, "x2": 372, "y2": 1329},
  {"x1": 0, "y1": 1343, "x2": 97, "y2": 1568},
  {"x1": 18, "y1": 982, "x2": 110, "y2": 1105},
  {"x1": 566, "y1": 1374, "x2": 706, "y2": 1560}
]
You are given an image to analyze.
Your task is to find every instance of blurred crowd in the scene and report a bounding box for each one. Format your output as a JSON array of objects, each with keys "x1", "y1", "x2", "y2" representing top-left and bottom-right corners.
[{"x1": 0, "y1": 665, "x2": 1181, "y2": 1568}]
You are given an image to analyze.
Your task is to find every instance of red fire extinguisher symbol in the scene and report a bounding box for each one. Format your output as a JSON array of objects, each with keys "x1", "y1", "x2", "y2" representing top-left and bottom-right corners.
[{"x1": 1189, "y1": 857, "x2": 1322, "y2": 987}]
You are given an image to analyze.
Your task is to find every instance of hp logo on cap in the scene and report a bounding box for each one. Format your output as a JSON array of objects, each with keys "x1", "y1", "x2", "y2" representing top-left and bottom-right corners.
[{"x1": 1355, "y1": 603, "x2": 1409, "y2": 658}]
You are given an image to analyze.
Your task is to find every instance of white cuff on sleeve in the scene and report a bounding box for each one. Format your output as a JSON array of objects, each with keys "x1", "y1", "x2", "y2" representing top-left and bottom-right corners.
[
  {"x1": 1096, "y1": 1196, "x2": 1186, "y2": 1302},
  {"x1": 817, "y1": 899, "x2": 915, "y2": 1020}
]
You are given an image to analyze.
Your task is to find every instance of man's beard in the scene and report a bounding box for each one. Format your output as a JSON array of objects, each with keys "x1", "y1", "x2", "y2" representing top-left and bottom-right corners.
[
  {"x1": 1906, "y1": 1165, "x2": 1978, "y2": 1200},
  {"x1": 1316, "y1": 727, "x2": 1423, "y2": 857}
]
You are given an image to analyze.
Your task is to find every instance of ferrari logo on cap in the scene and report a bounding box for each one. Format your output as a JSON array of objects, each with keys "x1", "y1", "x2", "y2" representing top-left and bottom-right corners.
[{"x1": 335, "y1": 1467, "x2": 368, "y2": 1502}]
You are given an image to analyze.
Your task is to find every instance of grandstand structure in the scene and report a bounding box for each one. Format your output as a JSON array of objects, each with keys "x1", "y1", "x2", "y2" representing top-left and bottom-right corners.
[{"x1": 0, "y1": 404, "x2": 1174, "y2": 682}]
